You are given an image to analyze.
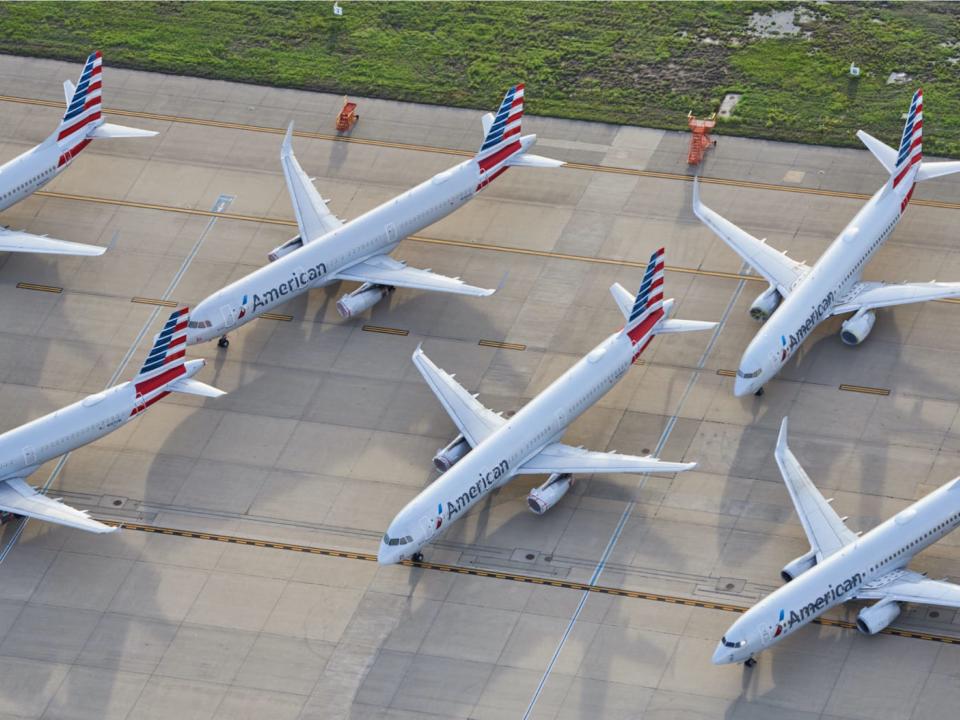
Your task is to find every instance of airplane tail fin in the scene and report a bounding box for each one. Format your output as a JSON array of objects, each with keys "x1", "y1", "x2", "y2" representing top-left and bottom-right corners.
[
  {"x1": 130, "y1": 307, "x2": 224, "y2": 412},
  {"x1": 475, "y1": 84, "x2": 562, "y2": 189},
  {"x1": 890, "y1": 88, "x2": 923, "y2": 189},
  {"x1": 52, "y1": 51, "x2": 155, "y2": 165}
]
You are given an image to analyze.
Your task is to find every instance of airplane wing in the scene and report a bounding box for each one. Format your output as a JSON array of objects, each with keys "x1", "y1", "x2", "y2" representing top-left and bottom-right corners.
[
  {"x1": 775, "y1": 418, "x2": 857, "y2": 560},
  {"x1": 334, "y1": 254, "x2": 495, "y2": 297},
  {"x1": 281, "y1": 123, "x2": 343, "y2": 242},
  {"x1": 857, "y1": 569, "x2": 960, "y2": 607},
  {"x1": 832, "y1": 280, "x2": 960, "y2": 315},
  {"x1": 692, "y1": 177, "x2": 808, "y2": 296},
  {"x1": 516, "y1": 442, "x2": 696, "y2": 475},
  {"x1": 0, "y1": 227, "x2": 105, "y2": 256},
  {"x1": 412, "y1": 346, "x2": 505, "y2": 447},
  {"x1": 0, "y1": 478, "x2": 116, "y2": 534}
]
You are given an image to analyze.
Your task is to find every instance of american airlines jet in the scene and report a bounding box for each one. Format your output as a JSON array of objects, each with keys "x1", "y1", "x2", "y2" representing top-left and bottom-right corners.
[
  {"x1": 714, "y1": 418, "x2": 960, "y2": 667},
  {"x1": 0, "y1": 307, "x2": 223, "y2": 533},
  {"x1": 185, "y1": 84, "x2": 563, "y2": 348},
  {"x1": 694, "y1": 89, "x2": 960, "y2": 396},
  {"x1": 0, "y1": 51, "x2": 156, "y2": 256},
  {"x1": 378, "y1": 248, "x2": 715, "y2": 564}
]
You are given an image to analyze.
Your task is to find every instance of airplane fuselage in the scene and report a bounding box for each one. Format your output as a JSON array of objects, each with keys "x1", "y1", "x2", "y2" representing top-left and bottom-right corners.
[
  {"x1": 735, "y1": 168, "x2": 917, "y2": 395},
  {"x1": 378, "y1": 328, "x2": 642, "y2": 564},
  {"x1": 714, "y1": 476, "x2": 960, "y2": 663},
  {"x1": 187, "y1": 155, "x2": 491, "y2": 344},
  {"x1": 0, "y1": 140, "x2": 65, "y2": 213}
]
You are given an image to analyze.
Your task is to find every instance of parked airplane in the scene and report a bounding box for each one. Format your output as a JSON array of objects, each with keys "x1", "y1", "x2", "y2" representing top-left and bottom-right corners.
[
  {"x1": 694, "y1": 89, "x2": 960, "y2": 397},
  {"x1": 378, "y1": 248, "x2": 715, "y2": 564},
  {"x1": 0, "y1": 50, "x2": 156, "y2": 256},
  {"x1": 0, "y1": 307, "x2": 223, "y2": 533},
  {"x1": 714, "y1": 417, "x2": 960, "y2": 667},
  {"x1": 185, "y1": 84, "x2": 563, "y2": 348}
]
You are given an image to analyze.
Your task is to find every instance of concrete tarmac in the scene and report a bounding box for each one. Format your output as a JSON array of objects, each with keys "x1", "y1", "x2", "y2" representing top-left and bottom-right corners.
[{"x1": 0, "y1": 54, "x2": 959, "y2": 719}]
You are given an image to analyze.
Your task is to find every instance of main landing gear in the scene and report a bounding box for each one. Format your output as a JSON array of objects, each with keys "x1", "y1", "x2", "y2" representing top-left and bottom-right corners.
[
  {"x1": 754, "y1": 387, "x2": 764, "y2": 397},
  {"x1": 218, "y1": 336, "x2": 230, "y2": 349},
  {"x1": 411, "y1": 552, "x2": 424, "y2": 563},
  {"x1": 744, "y1": 657, "x2": 757, "y2": 668}
]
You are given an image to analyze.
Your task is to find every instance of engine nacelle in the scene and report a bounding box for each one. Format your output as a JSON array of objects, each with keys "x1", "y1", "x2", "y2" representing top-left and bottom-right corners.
[
  {"x1": 840, "y1": 310, "x2": 876, "y2": 346},
  {"x1": 433, "y1": 434, "x2": 470, "y2": 472},
  {"x1": 527, "y1": 473, "x2": 572, "y2": 515},
  {"x1": 749, "y1": 286, "x2": 782, "y2": 322},
  {"x1": 267, "y1": 235, "x2": 303, "y2": 262},
  {"x1": 780, "y1": 549, "x2": 817, "y2": 583},
  {"x1": 856, "y1": 601, "x2": 901, "y2": 635},
  {"x1": 336, "y1": 284, "x2": 392, "y2": 318}
]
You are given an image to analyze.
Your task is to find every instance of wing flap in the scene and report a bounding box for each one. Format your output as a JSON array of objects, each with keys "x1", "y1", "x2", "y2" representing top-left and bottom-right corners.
[
  {"x1": 833, "y1": 280, "x2": 960, "y2": 315},
  {"x1": 692, "y1": 178, "x2": 807, "y2": 295},
  {"x1": 281, "y1": 123, "x2": 343, "y2": 242},
  {"x1": 517, "y1": 442, "x2": 695, "y2": 475},
  {"x1": 858, "y1": 569, "x2": 960, "y2": 607},
  {"x1": 775, "y1": 418, "x2": 856, "y2": 559},
  {"x1": 0, "y1": 478, "x2": 116, "y2": 534},
  {"x1": 334, "y1": 255, "x2": 495, "y2": 297},
  {"x1": 0, "y1": 228, "x2": 105, "y2": 256},
  {"x1": 412, "y1": 347, "x2": 504, "y2": 446}
]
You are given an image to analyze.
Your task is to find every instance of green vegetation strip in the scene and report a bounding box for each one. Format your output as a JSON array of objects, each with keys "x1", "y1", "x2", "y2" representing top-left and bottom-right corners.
[{"x1": 4, "y1": 2, "x2": 960, "y2": 154}]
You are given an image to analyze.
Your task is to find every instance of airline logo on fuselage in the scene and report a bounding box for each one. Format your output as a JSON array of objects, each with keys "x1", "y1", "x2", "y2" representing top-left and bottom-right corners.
[
  {"x1": 784, "y1": 291, "x2": 835, "y2": 353},
  {"x1": 778, "y1": 571, "x2": 862, "y2": 632},
  {"x1": 446, "y1": 459, "x2": 509, "y2": 520},
  {"x1": 249, "y1": 262, "x2": 327, "y2": 313}
]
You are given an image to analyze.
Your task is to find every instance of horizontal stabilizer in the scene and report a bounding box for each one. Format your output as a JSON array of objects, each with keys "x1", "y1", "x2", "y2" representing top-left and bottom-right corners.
[
  {"x1": 89, "y1": 122, "x2": 157, "y2": 139},
  {"x1": 0, "y1": 478, "x2": 117, "y2": 534},
  {"x1": 505, "y1": 152, "x2": 565, "y2": 168},
  {"x1": 168, "y1": 377, "x2": 226, "y2": 398},
  {"x1": 656, "y1": 318, "x2": 717, "y2": 334},
  {"x1": 856, "y1": 130, "x2": 897, "y2": 174},
  {"x1": 917, "y1": 160, "x2": 960, "y2": 182}
]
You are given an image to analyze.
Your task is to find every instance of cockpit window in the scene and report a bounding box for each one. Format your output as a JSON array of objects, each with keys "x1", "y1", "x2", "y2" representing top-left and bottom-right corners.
[
  {"x1": 382, "y1": 533, "x2": 416, "y2": 546},
  {"x1": 737, "y1": 369, "x2": 762, "y2": 379},
  {"x1": 721, "y1": 635, "x2": 746, "y2": 648},
  {"x1": 187, "y1": 320, "x2": 213, "y2": 329}
]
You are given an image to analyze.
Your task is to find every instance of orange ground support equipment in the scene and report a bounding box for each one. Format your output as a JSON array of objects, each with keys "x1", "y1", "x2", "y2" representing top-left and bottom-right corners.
[
  {"x1": 336, "y1": 96, "x2": 359, "y2": 132},
  {"x1": 687, "y1": 111, "x2": 716, "y2": 166}
]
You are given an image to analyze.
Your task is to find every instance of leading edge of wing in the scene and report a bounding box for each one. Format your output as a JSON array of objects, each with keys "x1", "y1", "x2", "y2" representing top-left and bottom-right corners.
[
  {"x1": 280, "y1": 122, "x2": 343, "y2": 241},
  {"x1": 517, "y1": 442, "x2": 696, "y2": 475}
]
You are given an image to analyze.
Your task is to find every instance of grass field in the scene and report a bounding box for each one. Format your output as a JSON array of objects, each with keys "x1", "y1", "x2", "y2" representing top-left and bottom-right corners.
[{"x1": 2, "y1": 2, "x2": 960, "y2": 155}]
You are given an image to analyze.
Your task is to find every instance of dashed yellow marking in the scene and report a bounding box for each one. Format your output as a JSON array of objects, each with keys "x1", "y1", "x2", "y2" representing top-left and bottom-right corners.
[
  {"x1": 131, "y1": 296, "x2": 178, "y2": 308},
  {"x1": 839, "y1": 384, "x2": 891, "y2": 396},
  {"x1": 479, "y1": 339, "x2": 527, "y2": 351},
  {"x1": 362, "y1": 324, "x2": 410, "y2": 336},
  {"x1": 16, "y1": 282, "x2": 62, "y2": 294},
  {"x1": 260, "y1": 312, "x2": 293, "y2": 322},
  {"x1": 716, "y1": 369, "x2": 738, "y2": 378}
]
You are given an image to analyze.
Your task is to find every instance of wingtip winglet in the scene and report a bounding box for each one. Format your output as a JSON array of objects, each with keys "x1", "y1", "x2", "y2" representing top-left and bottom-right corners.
[
  {"x1": 282, "y1": 121, "x2": 295, "y2": 154},
  {"x1": 777, "y1": 416, "x2": 790, "y2": 454}
]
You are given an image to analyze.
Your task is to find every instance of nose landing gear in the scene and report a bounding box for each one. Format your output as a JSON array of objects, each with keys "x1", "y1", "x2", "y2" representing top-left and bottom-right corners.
[
  {"x1": 218, "y1": 336, "x2": 230, "y2": 349},
  {"x1": 411, "y1": 552, "x2": 424, "y2": 563},
  {"x1": 744, "y1": 657, "x2": 757, "y2": 668},
  {"x1": 754, "y1": 387, "x2": 764, "y2": 397}
]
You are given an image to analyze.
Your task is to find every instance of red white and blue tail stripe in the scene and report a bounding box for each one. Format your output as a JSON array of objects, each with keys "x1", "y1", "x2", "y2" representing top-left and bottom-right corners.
[
  {"x1": 475, "y1": 84, "x2": 525, "y2": 190},
  {"x1": 131, "y1": 307, "x2": 189, "y2": 415},
  {"x1": 892, "y1": 88, "x2": 922, "y2": 190},
  {"x1": 623, "y1": 248, "x2": 666, "y2": 356},
  {"x1": 55, "y1": 51, "x2": 103, "y2": 166}
]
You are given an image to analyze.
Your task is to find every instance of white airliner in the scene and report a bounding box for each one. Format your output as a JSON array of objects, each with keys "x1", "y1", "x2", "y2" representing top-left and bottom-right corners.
[
  {"x1": 714, "y1": 417, "x2": 960, "y2": 667},
  {"x1": 378, "y1": 248, "x2": 716, "y2": 564},
  {"x1": 0, "y1": 51, "x2": 156, "y2": 256},
  {"x1": 694, "y1": 88, "x2": 960, "y2": 396},
  {"x1": 0, "y1": 307, "x2": 223, "y2": 533},
  {"x1": 186, "y1": 84, "x2": 562, "y2": 348}
]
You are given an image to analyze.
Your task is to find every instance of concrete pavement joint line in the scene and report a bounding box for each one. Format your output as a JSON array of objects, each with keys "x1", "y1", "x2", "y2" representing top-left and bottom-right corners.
[
  {"x1": 522, "y1": 267, "x2": 750, "y2": 719},
  {"x1": 7, "y1": 92, "x2": 960, "y2": 210},
  {"x1": 0, "y1": 194, "x2": 235, "y2": 564},
  {"x1": 99, "y1": 520, "x2": 960, "y2": 645}
]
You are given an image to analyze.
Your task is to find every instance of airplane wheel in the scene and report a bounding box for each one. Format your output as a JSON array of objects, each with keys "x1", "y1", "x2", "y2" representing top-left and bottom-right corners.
[
  {"x1": 412, "y1": 552, "x2": 424, "y2": 563},
  {"x1": 754, "y1": 388, "x2": 765, "y2": 397},
  {"x1": 744, "y1": 658, "x2": 757, "y2": 668},
  {"x1": 218, "y1": 337, "x2": 230, "y2": 349}
]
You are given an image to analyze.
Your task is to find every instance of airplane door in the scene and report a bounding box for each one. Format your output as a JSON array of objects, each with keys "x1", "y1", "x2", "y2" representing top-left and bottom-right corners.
[
  {"x1": 386, "y1": 223, "x2": 397, "y2": 244},
  {"x1": 555, "y1": 408, "x2": 567, "y2": 432},
  {"x1": 761, "y1": 625, "x2": 772, "y2": 644},
  {"x1": 135, "y1": 392, "x2": 146, "y2": 415},
  {"x1": 219, "y1": 304, "x2": 237, "y2": 329},
  {"x1": 22, "y1": 446, "x2": 36, "y2": 466}
]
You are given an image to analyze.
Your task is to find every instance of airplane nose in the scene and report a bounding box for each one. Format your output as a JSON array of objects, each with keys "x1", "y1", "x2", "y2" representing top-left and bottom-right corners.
[
  {"x1": 711, "y1": 643, "x2": 730, "y2": 665},
  {"x1": 377, "y1": 546, "x2": 398, "y2": 566},
  {"x1": 732, "y1": 377, "x2": 751, "y2": 398}
]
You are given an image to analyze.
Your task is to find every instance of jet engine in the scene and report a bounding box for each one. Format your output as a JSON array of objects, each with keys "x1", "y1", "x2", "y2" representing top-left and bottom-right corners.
[
  {"x1": 527, "y1": 473, "x2": 572, "y2": 515},
  {"x1": 749, "y1": 286, "x2": 782, "y2": 322},
  {"x1": 840, "y1": 310, "x2": 876, "y2": 346},
  {"x1": 268, "y1": 235, "x2": 303, "y2": 262},
  {"x1": 780, "y1": 549, "x2": 817, "y2": 583},
  {"x1": 433, "y1": 434, "x2": 471, "y2": 472},
  {"x1": 856, "y1": 601, "x2": 901, "y2": 635},
  {"x1": 336, "y1": 284, "x2": 393, "y2": 318}
]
